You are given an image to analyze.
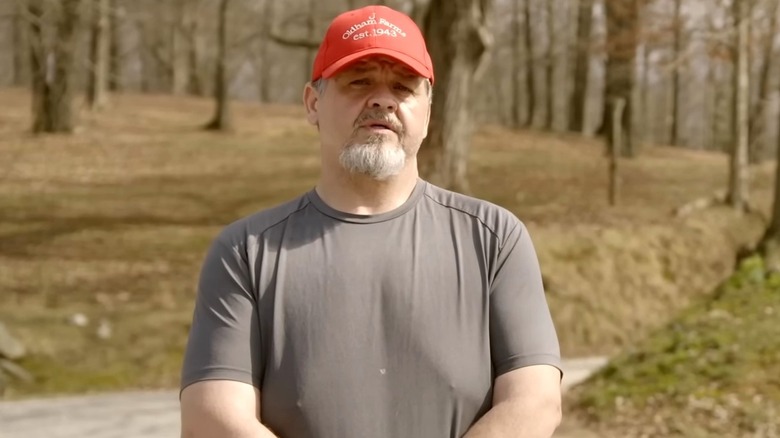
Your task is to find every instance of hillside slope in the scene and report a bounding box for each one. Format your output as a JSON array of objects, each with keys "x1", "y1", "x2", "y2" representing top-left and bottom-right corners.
[{"x1": 567, "y1": 255, "x2": 780, "y2": 437}]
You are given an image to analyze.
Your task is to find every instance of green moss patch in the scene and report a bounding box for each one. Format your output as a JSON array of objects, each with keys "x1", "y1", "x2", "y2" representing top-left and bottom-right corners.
[{"x1": 569, "y1": 255, "x2": 780, "y2": 437}]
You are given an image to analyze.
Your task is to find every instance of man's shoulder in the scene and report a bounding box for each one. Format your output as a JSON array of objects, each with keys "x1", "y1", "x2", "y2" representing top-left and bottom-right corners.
[
  {"x1": 215, "y1": 192, "x2": 313, "y2": 247},
  {"x1": 422, "y1": 182, "x2": 523, "y2": 240}
]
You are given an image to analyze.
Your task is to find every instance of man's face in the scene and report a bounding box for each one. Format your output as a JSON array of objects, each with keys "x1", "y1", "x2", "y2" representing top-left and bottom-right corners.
[{"x1": 304, "y1": 56, "x2": 432, "y2": 181}]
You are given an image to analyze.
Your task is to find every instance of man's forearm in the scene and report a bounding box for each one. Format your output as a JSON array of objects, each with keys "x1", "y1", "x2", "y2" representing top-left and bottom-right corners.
[
  {"x1": 462, "y1": 399, "x2": 561, "y2": 438},
  {"x1": 181, "y1": 418, "x2": 280, "y2": 438},
  {"x1": 248, "y1": 422, "x2": 280, "y2": 438}
]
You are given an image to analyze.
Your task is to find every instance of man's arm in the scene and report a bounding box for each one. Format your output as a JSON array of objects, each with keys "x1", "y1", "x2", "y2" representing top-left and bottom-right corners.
[
  {"x1": 180, "y1": 380, "x2": 279, "y2": 438},
  {"x1": 463, "y1": 365, "x2": 562, "y2": 438}
]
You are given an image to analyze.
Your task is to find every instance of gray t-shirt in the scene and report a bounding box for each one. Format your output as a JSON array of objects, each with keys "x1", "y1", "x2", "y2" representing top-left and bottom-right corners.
[{"x1": 181, "y1": 179, "x2": 561, "y2": 438}]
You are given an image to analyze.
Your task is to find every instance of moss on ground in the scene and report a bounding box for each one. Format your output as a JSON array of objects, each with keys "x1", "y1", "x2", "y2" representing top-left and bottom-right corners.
[{"x1": 568, "y1": 255, "x2": 780, "y2": 437}]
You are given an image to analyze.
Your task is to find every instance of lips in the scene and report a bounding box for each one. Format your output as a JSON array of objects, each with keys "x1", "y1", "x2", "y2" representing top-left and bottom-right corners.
[{"x1": 362, "y1": 120, "x2": 393, "y2": 130}]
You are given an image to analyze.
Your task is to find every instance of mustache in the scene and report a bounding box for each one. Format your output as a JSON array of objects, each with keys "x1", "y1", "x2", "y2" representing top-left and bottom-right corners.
[{"x1": 353, "y1": 110, "x2": 403, "y2": 134}]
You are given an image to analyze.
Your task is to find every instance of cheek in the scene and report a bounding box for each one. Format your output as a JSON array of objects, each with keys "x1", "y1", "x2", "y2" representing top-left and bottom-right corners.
[
  {"x1": 317, "y1": 110, "x2": 352, "y2": 144},
  {"x1": 321, "y1": 100, "x2": 360, "y2": 133},
  {"x1": 401, "y1": 103, "x2": 430, "y2": 136}
]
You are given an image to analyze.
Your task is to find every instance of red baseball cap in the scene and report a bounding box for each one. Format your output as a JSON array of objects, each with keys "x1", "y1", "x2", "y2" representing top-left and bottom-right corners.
[{"x1": 311, "y1": 5, "x2": 434, "y2": 84}]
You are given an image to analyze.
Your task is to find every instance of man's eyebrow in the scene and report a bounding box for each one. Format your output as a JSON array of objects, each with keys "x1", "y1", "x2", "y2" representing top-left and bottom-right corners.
[{"x1": 397, "y1": 71, "x2": 418, "y2": 80}]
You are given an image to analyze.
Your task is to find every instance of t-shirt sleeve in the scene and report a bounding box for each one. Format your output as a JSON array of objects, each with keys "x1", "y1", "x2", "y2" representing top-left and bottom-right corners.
[
  {"x1": 489, "y1": 220, "x2": 562, "y2": 378},
  {"x1": 180, "y1": 236, "x2": 262, "y2": 394}
]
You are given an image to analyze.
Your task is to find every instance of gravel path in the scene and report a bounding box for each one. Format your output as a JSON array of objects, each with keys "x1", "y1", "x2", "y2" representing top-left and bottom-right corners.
[{"x1": 0, "y1": 357, "x2": 608, "y2": 438}]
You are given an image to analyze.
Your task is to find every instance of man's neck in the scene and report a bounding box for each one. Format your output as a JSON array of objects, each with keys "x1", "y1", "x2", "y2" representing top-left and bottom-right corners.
[{"x1": 315, "y1": 164, "x2": 420, "y2": 215}]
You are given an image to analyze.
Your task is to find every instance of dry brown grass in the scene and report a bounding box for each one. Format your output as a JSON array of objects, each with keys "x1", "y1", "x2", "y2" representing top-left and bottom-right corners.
[{"x1": 0, "y1": 87, "x2": 774, "y2": 397}]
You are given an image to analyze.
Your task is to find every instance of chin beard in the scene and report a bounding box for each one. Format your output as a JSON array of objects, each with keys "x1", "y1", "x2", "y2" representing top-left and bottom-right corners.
[{"x1": 339, "y1": 135, "x2": 407, "y2": 181}]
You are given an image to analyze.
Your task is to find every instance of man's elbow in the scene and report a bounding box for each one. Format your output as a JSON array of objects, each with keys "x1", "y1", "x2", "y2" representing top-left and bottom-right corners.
[
  {"x1": 546, "y1": 395, "x2": 563, "y2": 429},
  {"x1": 181, "y1": 420, "x2": 221, "y2": 438},
  {"x1": 538, "y1": 390, "x2": 563, "y2": 433},
  {"x1": 521, "y1": 391, "x2": 562, "y2": 433},
  {"x1": 181, "y1": 424, "x2": 198, "y2": 438}
]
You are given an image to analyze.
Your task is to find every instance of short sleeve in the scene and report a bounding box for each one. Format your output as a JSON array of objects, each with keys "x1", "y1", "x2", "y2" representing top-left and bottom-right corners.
[
  {"x1": 180, "y1": 236, "x2": 262, "y2": 394},
  {"x1": 489, "y1": 221, "x2": 562, "y2": 378}
]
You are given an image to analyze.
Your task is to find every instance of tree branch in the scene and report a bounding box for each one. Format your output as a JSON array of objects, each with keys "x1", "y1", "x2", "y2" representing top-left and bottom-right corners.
[
  {"x1": 267, "y1": 31, "x2": 320, "y2": 48},
  {"x1": 230, "y1": 26, "x2": 320, "y2": 50}
]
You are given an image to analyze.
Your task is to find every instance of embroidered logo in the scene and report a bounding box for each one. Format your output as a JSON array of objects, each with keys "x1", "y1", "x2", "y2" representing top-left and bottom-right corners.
[{"x1": 342, "y1": 12, "x2": 407, "y2": 41}]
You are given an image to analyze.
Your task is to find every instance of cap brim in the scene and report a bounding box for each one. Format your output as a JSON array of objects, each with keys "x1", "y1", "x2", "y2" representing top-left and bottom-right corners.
[{"x1": 321, "y1": 48, "x2": 432, "y2": 82}]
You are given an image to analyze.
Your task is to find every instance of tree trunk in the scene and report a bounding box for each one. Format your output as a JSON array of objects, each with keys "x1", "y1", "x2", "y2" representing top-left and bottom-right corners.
[
  {"x1": 186, "y1": 13, "x2": 204, "y2": 96},
  {"x1": 29, "y1": 0, "x2": 83, "y2": 134},
  {"x1": 524, "y1": 0, "x2": 535, "y2": 128},
  {"x1": 409, "y1": 0, "x2": 428, "y2": 27},
  {"x1": 704, "y1": 58, "x2": 717, "y2": 151},
  {"x1": 640, "y1": 32, "x2": 653, "y2": 145},
  {"x1": 545, "y1": 0, "x2": 555, "y2": 130},
  {"x1": 748, "y1": 0, "x2": 779, "y2": 163},
  {"x1": 171, "y1": 0, "x2": 189, "y2": 95},
  {"x1": 12, "y1": 0, "x2": 30, "y2": 87},
  {"x1": 767, "y1": 106, "x2": 780, "y2": 239},
  {"x1": 108, "y1": 0, "x2": 122, "y2": 91},
  {"x1": 138, "y1": 20, "x2": 152, "y2": 92},
  {"x1": 570, "y1": 0, "x2": 593, "y2": 134},
  {"x1": 28, "y1": 0, "x2": 48, "y2": 126},
  {"x1": 205, "y1": 0, "x2": 232, "y2": 132},
  {"x1": 87, "y1": 0, "x2": 110, "y2": 109},
  {"x1": 603, "y1": 0, "x2": 638, "y2": 157},
  {"x1": 510, "y1": 0, "x2": 524, "y2": 127},
  {"x1": 728, "y1": 0, "x2": 750, "y2": 210},
  {"x1": 259, "y1": 0, "x2": 273, "y2": 102},
  {"x1": 608, "y1": 97, "x2": 625, "y2": 206},
  {"x1": 775, "y1": 87, "x2": 780, "y2": 167},
  {"x1": 418, "y1": 0, "x2": 493, "y2": 193},
  {"x1": 669, "y1": 0, "x2": 683, "y2": 146},
  {"x1": 305, "y1": 0, "x2": 318, "y2": 84},
  {"x1": 760, "y1": 77, "x2": 780, "y2": 271},
  {"x1": 245, "y1": 0, "x2": 278, "y2": 101}
]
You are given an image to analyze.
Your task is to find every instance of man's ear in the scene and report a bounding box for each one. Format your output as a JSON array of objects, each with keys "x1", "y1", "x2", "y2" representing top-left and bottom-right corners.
[{"x1": 303, "y1": 82, "x2": 320, "y2": 126}]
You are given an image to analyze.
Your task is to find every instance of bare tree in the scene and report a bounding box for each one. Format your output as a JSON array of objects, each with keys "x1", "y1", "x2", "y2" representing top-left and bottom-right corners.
[
  {"x1": 417, "y1": 0, "x2": 493, "y2": 193},
  {"x1": 602, "y1": 0, "x2": 639, "y2": 156},
  {"x1": 205, "y1": 0, "x2": 232, "y2": 131},
  {"x1": 759, "y1": 62, "x2": 780, "y2": 270},
  {"x1": 28, "y1": 0, "x2": 84, "y2": 133},
  {"x1": 545, "y1": 0, "x2": 555, "y2": 129},
  {"x1": 185, "y1": 1, "x2": 205, "y2": 96},
  {"x1": 669, "y1": 0, "x2": 683, "y2": 146},
  {"x1": 570, "y1": 0, "x2": 594, "y2": 134},
  {"x1": 108, "y1": 0, "x2": 123, "y2": 91},
  {"x1": 748, "y1": 0, "x2": 779, "y2": 162},
  {"x1": 509, "y1": 0, "x2": 529, "y2": 127},
  {"x1": 87, "y1": 0, "x2": 110, "y2": 109},
  {"x1": 12, "y1": 0, "x2": 30, "y2": 87},
  {"x1": 171, "y1": 0, "x2": 190, "y2": 95},
  {"x1": 305, "y1": 0, "x2": 318, "y2": 84},
  {"x1": 248, "y1": 0, "x2": 274, "y2": 102},
  {"x1": 636, "y1": 8, "x2": 652, "y2": 147},
  {"x1": 524, "y1": 0, "x2": 536, "y2": 127},
  {"x1": 705, "y1": 3, "x2": 733, "y2": 152},
  {"x1": 728, "y1": 0, "x2": 750, "y2": 210}
]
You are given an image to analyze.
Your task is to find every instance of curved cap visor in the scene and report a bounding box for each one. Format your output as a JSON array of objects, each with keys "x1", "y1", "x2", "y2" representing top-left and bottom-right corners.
[{"x1": 321, "y1": 48, "x2": 433, "y2": 80}]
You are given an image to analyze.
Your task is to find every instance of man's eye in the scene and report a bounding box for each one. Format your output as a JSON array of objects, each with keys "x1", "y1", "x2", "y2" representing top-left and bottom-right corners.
[
  {"x1": 351, "y1": 79, "x2": 371, "y2": 86},
  {"x1": 394, "y1": 83, "x2": 413, "y2": 93}
]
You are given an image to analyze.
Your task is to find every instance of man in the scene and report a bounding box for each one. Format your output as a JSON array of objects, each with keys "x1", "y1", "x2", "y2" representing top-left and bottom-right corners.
[{"x1": 180, "y1": 5, "x2": 562, "y2": 438}]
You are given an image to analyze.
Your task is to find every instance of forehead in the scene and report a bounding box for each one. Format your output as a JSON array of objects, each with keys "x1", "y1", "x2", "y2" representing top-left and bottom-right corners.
[{"x1": 338, "y1": 56, "x2": 419, "y2": 78}]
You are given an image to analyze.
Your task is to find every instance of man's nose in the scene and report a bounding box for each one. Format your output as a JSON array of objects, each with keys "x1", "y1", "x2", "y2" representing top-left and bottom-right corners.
[{"x1": 367, "y1": 86, "x2": 398, "y2": 111}]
